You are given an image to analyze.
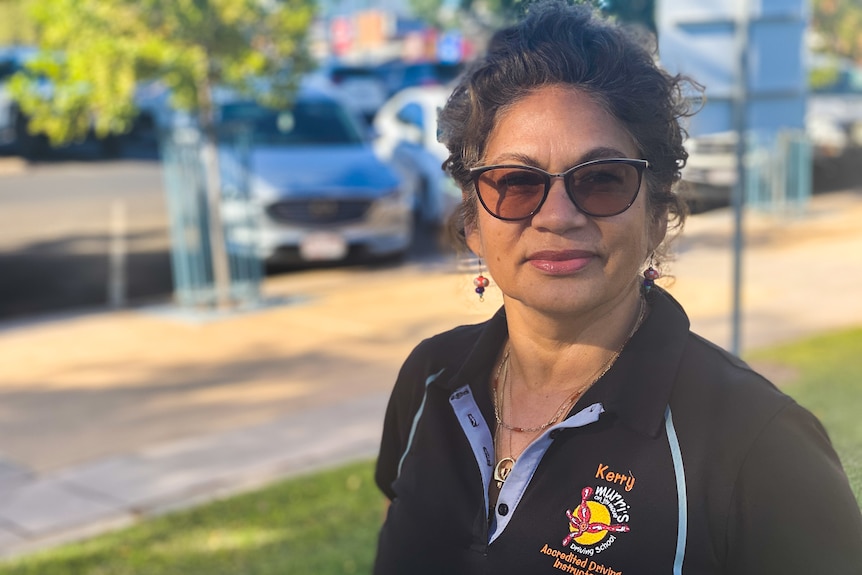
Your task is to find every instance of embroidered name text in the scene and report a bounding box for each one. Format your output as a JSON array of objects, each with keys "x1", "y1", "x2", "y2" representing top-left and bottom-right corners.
[{"x1": 595, "y1": 463, "x2": 635, "y2": 492}]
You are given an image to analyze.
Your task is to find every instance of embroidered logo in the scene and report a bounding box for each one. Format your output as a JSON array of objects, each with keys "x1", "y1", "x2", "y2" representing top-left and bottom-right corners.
[{"x1": 563, "y1": 487, "x2": 630, "y2": 554}]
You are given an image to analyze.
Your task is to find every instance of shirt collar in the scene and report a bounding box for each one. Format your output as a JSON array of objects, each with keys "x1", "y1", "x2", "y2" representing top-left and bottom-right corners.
[{"x1": 437, "y1": 306, "x2": 508, "y2": 393}]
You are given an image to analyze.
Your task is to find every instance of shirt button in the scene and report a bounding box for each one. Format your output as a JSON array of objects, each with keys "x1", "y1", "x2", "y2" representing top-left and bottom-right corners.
[{"x1": 498, "y1": 503, "x2": 509, "y2": 516}]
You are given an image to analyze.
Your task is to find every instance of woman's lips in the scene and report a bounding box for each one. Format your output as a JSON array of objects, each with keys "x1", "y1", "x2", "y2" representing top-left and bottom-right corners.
[{"x1": 527, "y1": 250, "x2": 595, "y2": 274}]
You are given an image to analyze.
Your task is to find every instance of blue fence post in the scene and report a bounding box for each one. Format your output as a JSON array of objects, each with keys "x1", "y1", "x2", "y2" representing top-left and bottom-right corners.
[
  {"x1": 218, "y1": 123, "x2": 263, "y2": 306},
  {"x1": 159, "y1": 125, "x2": 262, "y2": 313},
  {"x1": 782, "y1": 130, "x2": 812, "y2": 214}
]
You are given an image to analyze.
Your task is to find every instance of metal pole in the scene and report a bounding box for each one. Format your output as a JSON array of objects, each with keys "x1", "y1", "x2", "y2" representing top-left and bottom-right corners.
[{"x1": 730, "y1": 0, "x2": 750, "y2": 356}]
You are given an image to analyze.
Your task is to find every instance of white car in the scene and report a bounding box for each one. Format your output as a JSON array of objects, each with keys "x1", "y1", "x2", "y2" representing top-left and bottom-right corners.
[
  {"x1": 373, "y1": 85, "x2": 462, "y2": 227},
  {"x1": 681, "y1": 130, "x2": 739, "y2": 189}
]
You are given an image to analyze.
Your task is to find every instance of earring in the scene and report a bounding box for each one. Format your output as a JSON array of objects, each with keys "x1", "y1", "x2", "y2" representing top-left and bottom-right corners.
[
  {"x1": 642, "y1": 255, "x2": 660, "y2": 295},
  {"x1": 473, "y1": 260, "x2": 490, "y2": 302}
]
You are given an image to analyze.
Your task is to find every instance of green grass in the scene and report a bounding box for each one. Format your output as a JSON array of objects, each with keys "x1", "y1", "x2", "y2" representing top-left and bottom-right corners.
[
  {"x1": 0, "y1": 460, "x2": 385, "y2": 575},
  {"x1": 747, "y1": 326, "x2": 862, "y2": 505},
  {"x1": 2, "y1": 327, "x2": 860, "y2": 574}
]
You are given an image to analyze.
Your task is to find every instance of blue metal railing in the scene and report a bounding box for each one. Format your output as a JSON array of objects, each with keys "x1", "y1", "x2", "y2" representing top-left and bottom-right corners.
[
  {"x1": 159, "y1": 126, "x2": 262, "y2": 311},
  {"x1": 745, "y1": 130, "x2": 812, "y2": 214}
]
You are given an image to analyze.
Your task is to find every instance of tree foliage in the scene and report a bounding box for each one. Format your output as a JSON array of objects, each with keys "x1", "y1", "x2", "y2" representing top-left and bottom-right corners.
[
  {"x1": 811, "y1": 0, "x2": 862, "y2": 63},
  {"x1": 601, "y1": 0, "x2": 654, "y2": 34},
  {"x1": 9, "y1": 0, "x2": 316, "y2": 144}
]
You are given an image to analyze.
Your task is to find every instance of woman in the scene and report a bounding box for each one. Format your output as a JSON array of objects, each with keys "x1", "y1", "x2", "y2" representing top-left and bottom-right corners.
[{"x1": 373, "y1": 2, "x2": 862, "y2": 573}]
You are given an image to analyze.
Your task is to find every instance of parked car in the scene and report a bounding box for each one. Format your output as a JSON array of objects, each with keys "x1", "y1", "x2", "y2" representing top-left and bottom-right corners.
[
  {"x1": 373, "y1": 85, "x2": 461, "y2": 226},
  {"x1": 317, "y1": 62, "x2": 389, "y2": 125},
  {"x1": 216, "y1": 86, "x2": 414, "y2": 266},
  {"x1": 681, "y1": 130, "x2": 737, "y2": 189},
  {"x1": 374, "y1": 59, "x2": 464, "y2": 97}
]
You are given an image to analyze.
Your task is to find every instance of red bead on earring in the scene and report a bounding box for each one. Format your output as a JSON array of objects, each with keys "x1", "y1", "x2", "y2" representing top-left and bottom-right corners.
[
  {"x1": 643, "y1": 265, "x2": 660, "y2": 294},
  {"x1": 474, "y1": 274, "x2": 490, "y2": 301}
]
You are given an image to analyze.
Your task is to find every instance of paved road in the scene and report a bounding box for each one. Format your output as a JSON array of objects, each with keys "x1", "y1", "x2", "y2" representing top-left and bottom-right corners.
[{"x1": 0, "y1": 155, "x2": 172, "y2": 319}]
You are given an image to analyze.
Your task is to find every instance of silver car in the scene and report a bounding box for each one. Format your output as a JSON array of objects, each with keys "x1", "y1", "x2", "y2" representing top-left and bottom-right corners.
[{"x1": 218, "y1": 88, "x2": 414, "y2": 265}]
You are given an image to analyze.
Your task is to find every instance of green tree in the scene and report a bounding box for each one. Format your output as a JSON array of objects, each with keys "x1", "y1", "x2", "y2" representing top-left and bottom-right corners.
[
  {"x1": 811, "y1": 0, "x2": 862, "y2": 64},
  {"x1": 9, "y1": 0, "x2": 315, "y2": 309},
  {"x1": 809, "y1": 0, "x2": 862, "y2": 91},
  {"x1": 602, "y1": 0, "x2": 654, "y2": 34},
  {"x1": 410, "y1": 0, "x2": 453, "y2": 29},
  {"x1": 811, "y1": 0, "x2": 862, "y2": 63},
  {"x1": 10, "y1": 0, "x2": 315, "y2": 143}
]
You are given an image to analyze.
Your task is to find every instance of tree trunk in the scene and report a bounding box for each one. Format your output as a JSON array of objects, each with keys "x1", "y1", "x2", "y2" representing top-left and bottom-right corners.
[{"x1": 198, "y1": 83, "x2": 233, "y2": 311}]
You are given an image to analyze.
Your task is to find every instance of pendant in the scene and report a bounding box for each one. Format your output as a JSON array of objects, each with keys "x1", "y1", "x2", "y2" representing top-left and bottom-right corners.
[{"x1": 493, "y1": 457, "x2": 515, "y2": 486}]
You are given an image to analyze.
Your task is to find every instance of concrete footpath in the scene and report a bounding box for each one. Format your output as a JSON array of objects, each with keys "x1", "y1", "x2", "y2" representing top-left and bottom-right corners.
[{"x1": 1, "y1": 189, "x2": 861, "y2": 559}]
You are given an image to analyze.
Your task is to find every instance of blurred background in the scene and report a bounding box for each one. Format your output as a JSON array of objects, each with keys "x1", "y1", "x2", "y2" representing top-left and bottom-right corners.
[
  {"x1": 0, "y1": 0, "x2": 859, "y2": 321},
  {"x1": 0, "y1": 0, "x2": 860, "y2": 566}
]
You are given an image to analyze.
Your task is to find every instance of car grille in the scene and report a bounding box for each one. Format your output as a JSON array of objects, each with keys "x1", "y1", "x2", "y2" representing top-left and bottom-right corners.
[{"x1": 266, "y1": 199, "x2": 372, "y2": 224}]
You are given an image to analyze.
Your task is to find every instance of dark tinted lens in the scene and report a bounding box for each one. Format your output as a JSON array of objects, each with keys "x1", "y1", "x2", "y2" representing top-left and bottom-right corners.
[
  {"x1": 567, "y1": 162, "x2": 640, "y2": 216},
  {"x1": 476, "y1": 168, "x2": 547, "y2": 219}
]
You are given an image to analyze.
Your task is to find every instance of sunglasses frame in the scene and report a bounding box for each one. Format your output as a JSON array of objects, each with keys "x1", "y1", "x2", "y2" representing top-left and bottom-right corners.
[{"x1": 470, "y1": 158, "x2": 650, "y2": 221}]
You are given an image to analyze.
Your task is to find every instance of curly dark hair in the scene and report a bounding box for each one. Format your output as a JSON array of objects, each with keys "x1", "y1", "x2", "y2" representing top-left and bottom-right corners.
[{"x1": 439, "y1": 0, "x2": 697, "y2": 251}]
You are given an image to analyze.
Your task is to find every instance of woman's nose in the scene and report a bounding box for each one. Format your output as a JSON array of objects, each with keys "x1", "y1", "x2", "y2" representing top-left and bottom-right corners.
[{"x1": 530, "y1": 177, "x2": 587, "y2": 228}]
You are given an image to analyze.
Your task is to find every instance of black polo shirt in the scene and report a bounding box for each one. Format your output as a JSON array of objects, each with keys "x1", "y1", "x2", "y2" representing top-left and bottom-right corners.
[{"x1": 374, "y1": 289, "x2": 862, "y2": 574}]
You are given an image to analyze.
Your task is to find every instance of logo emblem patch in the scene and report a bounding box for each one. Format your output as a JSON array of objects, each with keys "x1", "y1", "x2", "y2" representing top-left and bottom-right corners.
[{"x1": 563, "y1": 486, "x2": 630, "y2": 553}]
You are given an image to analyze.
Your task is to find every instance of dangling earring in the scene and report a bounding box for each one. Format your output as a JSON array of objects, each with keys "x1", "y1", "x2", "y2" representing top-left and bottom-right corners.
[
  {"x1": 473, "y1": 259, "x2": 490, "y2": 302},
  {"x1": 642, "y1": 254, "x2": 660, "y2": 295}
]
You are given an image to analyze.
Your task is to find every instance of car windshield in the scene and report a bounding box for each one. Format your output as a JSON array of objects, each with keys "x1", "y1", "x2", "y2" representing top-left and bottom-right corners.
[
  {"x1": 331, "y1": 67, "x2": 377, "y2": 82},
  {"x1": 219, "y1": 99, "x2": 363, "y2": 145}
]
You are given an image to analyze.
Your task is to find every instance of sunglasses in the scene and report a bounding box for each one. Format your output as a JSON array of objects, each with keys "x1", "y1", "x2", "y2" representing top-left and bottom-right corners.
[{"x1": 470, "y1": 158, "x2": 650, "y2": 221}]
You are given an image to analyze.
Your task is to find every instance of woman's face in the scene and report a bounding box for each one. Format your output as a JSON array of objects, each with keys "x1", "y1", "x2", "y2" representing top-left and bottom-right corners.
[{"x1": 466, "y1": 84, "x2": 666, "y2": 319}]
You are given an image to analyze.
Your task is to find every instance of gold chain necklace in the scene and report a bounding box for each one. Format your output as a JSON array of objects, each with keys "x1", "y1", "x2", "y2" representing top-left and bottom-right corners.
[
  {"x1": 493, "y1": 350, "x2": 589, "y2": 433},
  {"x1": 492, "y1": 297, "x2": 647, "y2": 488}
]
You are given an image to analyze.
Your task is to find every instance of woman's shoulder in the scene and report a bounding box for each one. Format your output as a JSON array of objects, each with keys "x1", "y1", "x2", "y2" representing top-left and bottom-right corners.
[
  {"x1": 670, "y1": 330, "x2": 822, "y2": 461},
  {"x1": 673, "y1": 331, "x2": 794, "y2": 419},
  {"x1": 388, "y1": 309, "x2": 505, "y2": 403},
  {"x1": 403, "y1": 310, "x2": 505, "y2": 371},
  {"x1": 680, "y1": 331, "x2": 786, "y2": 400},
  {"x1": 416, "y1": 319, "x2": 495, "y2": 355}
]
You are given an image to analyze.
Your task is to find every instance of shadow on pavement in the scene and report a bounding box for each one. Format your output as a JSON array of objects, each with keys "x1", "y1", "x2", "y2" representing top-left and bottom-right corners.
[{"x1": 0, "y1": 235, "x2": 172, "y2": 321}]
